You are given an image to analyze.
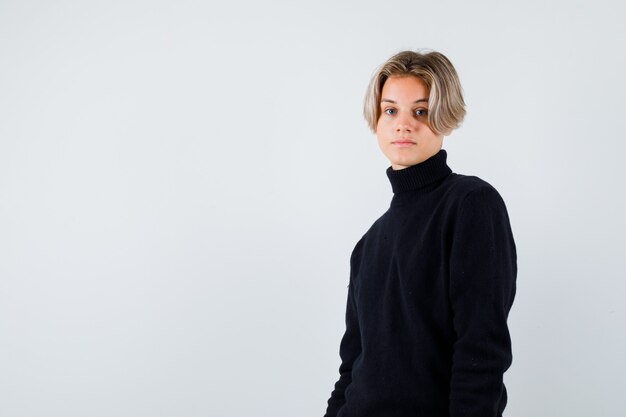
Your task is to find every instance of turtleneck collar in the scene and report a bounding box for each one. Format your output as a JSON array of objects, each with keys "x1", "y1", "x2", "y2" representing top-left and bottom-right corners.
[{"x1": 386, "y1": 149, "x2": 452, "y2": 194}]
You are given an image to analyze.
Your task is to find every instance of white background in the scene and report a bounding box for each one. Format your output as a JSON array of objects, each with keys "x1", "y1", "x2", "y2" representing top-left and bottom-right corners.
[{"x1": 1, "y1": 1, "x2": 625, "y2": 416}]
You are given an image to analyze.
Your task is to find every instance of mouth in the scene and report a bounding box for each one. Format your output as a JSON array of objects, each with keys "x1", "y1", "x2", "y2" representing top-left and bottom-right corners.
[{"x1": 392, "y1": 140, "x2": 416, "y2": 147}]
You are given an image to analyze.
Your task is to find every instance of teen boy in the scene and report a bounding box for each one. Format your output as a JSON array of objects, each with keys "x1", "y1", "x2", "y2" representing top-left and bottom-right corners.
[{"x1": 324, "y1": 50, "x2": 518, "y2": 417}]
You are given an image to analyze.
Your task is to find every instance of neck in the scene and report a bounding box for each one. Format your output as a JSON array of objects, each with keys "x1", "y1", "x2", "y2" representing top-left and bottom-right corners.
[{"x1": 385, "y1": 149, "x2": 452, "y2": 194}]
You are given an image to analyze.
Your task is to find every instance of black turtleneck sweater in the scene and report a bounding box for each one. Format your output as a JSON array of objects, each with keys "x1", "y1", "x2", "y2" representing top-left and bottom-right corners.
[{"x1": 324, "y1": 149, "x2": 517, "y2": 417}]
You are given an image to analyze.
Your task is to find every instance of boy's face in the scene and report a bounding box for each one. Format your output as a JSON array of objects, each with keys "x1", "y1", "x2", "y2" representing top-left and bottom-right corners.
[{"x1": 376, "y1": 75, "x2": 445, "y2": 170}]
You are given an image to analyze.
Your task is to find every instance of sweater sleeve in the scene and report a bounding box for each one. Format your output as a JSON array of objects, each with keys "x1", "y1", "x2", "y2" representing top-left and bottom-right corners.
[
  {"x1": 448, "y1": 186, "x2": 517, "y2": 417},
  {"x1": 324, "y1": 239, "x2": 364, "y2": 417}
]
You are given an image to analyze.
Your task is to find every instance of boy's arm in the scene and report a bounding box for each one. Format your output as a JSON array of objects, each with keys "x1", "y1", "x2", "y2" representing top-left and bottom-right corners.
[
  {"x1": 324, "y1": 240, "x2": 363, "y2": 417},
  {"x1": 448, "y1": 186, "x2": 517, "y2": 417}
]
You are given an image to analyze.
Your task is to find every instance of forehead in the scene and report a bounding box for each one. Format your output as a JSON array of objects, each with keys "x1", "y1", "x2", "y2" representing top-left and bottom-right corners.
[{"x1": 381, "y1": 75, "x2": 429, "y2": 101}]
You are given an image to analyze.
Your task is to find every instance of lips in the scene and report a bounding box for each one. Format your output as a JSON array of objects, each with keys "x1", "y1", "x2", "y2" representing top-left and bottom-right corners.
[
  {"x1": 392, "y1": 138, "x2": 416, "y2": 144},
  {"x1": 392, "y1": 139, "x2": 416, "y2": 146}
]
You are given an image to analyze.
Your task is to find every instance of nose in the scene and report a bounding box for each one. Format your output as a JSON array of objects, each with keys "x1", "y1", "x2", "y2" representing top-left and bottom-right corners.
[
  {"x1": 395, "y1": 113, "x2": 414, "y2": 132},
  {"x1": 395, "y1": 124, "x2": 412, "y2": 133}
]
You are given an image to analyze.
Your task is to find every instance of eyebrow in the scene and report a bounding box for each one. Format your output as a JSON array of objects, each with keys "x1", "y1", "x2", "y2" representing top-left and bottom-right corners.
[{"x1": 381, "y1": 98, "x2": 428, "y2": 104}]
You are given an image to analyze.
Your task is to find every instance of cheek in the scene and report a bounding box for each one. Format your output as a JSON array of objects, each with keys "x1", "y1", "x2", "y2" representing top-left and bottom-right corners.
[
  {"x1": 375, "y1": 117, "x2": 388, "y2": 134},
  {"x1": 374, "y1": 120, "x2": 383, "y2": 137},
  {"x1": 375, "y1": 127, "x2": 387, "y2": 145}
]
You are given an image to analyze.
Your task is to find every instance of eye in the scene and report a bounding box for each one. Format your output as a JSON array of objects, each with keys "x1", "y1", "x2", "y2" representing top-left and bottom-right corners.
[
  {"x1": 383, "y1": 108, "x2": 396, "y2": 115},
  {"x1": 415, "y1": 108, "x2": 428, "y2": 117}
]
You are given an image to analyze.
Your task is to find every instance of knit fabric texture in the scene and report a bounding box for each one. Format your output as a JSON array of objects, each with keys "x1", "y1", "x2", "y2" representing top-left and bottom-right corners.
[{"x1": 324, "y1": 148, "x2": 517, "y2": 417}]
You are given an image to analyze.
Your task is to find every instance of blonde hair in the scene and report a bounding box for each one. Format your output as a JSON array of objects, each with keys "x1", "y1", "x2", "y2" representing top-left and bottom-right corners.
[{"x1": 363, "y1": 50, "x2": 466, "y2": 135}]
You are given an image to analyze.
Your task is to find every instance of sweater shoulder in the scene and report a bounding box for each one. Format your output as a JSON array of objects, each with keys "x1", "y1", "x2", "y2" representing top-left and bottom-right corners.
[
  {"x1": 444, "y1": 173, "x2": 513, "y2": 228},
  {"x1": 444, "y1": 173, "x2": 506, "y2": 206},
  {"x1": 446, "y1": 172, "x2": 498, "y2": 195}
]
